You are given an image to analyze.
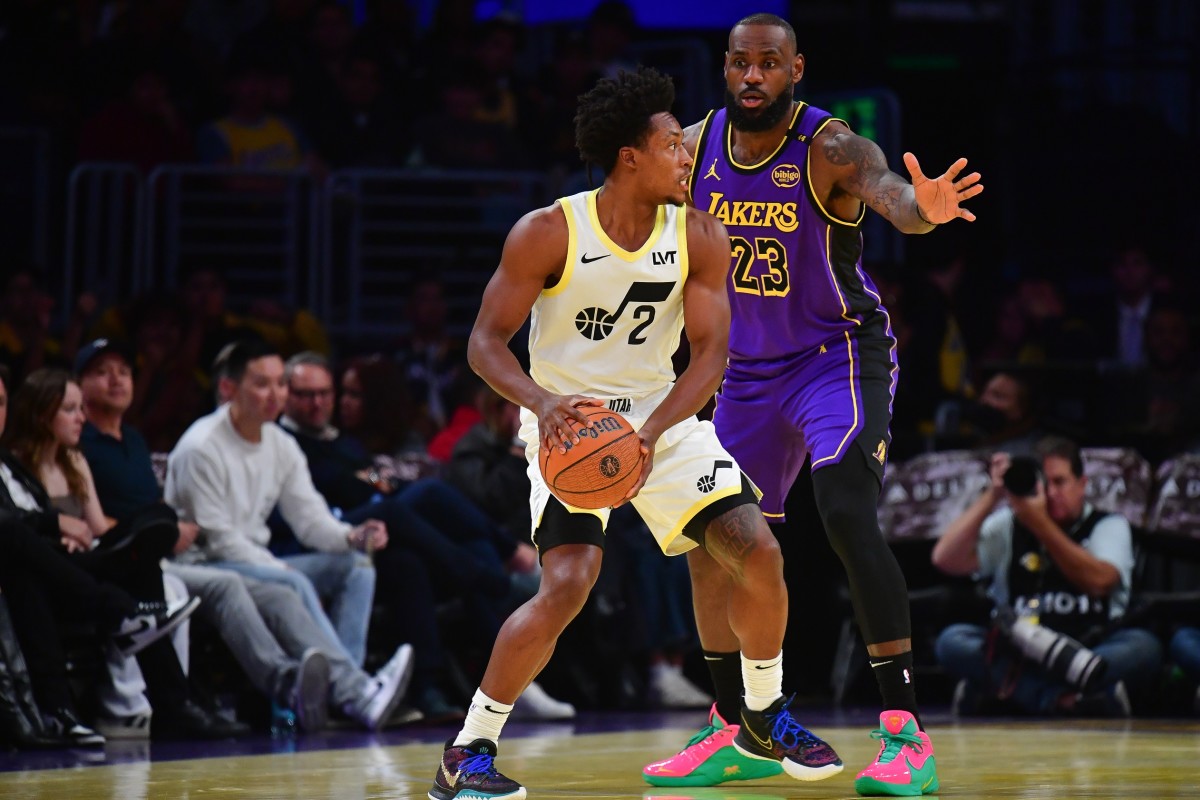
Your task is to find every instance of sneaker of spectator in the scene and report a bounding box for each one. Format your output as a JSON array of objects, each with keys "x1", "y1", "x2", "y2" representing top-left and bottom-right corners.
[
  {"x1": 94, "y1": 711, "x2": 152, "y2": 741},
  {"x1": 152, "y1": 698, "x2": 252, "y2": 741},
  {"x1": 41, "y1": 708, "x2": 105, "y2": 747},
  {"x1": 649, "y1": 662, "x2": 714, "y2": 709},
  {"x1": 950, "y1": 678, "x2": 977, "y2": 717},
  {"x1": 1072, "y1": 680, "x2": 1132, "y2": 718},
  {"x1": 510, "y1": 681, "x2": 575, "y2": 721},
  {"x1": 413, "y1": 685, "x2": 466, "y2": 725},
  {"x1": 344, "y1": 644, "x2": 413, "y2": 730},
  {"x1": 277, "y1": 648, "x2": 331, "y2": 733},
  {"x1": 111, "y1": 596, "x2": 201, "y2": 658},
  {"x1": 387, "y1": 706, "x2": 425, "y2": 727}
]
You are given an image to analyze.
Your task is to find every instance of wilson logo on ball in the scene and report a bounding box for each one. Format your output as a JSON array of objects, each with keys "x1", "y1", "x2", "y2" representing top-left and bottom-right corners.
[
  {"x1": 599, "y1": 455, "x2": 621, "y2": 478},
  {"x1": 540, "y1": 408, "x2": 643, "y2": 509}
]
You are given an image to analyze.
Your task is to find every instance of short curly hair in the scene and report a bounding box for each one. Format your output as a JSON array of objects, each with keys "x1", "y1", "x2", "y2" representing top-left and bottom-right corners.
[{"x1": 574, "y1": 66, "x2": 676, "y2": 174}]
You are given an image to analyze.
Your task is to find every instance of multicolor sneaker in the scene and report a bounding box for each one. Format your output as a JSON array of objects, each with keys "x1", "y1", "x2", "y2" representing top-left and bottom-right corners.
[
  {"x1": 854, "y1": 710, "x2": 938, "y2": 797},
  {"x1": 732, "y1": 696, "x2": 844, "y2": 782},
  {"x1": 428, "y1": 738, "x2": 526, "y2": 800},
  {"x1": 643, "y1": 704, "x2": 784, "y2": 786}
]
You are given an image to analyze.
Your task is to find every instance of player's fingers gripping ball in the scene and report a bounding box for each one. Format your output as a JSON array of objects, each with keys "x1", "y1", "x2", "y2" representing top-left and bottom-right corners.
[{"x1": 540, "y1": 408, "x2": 644, "y2": 509}]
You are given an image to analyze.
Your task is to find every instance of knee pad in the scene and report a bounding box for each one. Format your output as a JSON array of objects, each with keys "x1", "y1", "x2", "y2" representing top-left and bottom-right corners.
[
  {"x1": 811, "y1": 446, "x2": 885, "y2": 558},
  {"x1": 811, "y1": 446, "x2": 910, "y2": 644}
]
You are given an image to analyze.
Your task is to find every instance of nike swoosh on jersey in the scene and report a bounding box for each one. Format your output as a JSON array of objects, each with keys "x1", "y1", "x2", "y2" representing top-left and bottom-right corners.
[{"x1": 580, "y1": 253, "x2": 610, "y2": 263}]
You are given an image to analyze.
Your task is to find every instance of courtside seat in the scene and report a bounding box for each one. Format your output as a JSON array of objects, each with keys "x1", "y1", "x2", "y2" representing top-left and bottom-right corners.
[
  {"x1": 1081, "y1": 447, "x2": 1153, "y2": 529},
  {"x1": 1124, "y1": 455, "x2": 1200, "y2": 629},
  {"x1": 878, "y1": 450, "x2": 992, "y2": 543}
]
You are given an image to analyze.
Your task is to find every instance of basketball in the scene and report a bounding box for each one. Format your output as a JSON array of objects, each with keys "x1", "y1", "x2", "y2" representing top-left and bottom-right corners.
[{"x1": 540, "y1": 408, "x2": 644, "y2": 509}]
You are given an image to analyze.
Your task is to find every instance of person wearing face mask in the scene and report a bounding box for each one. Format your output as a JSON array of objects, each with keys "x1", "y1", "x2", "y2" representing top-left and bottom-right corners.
[{"x1": 959, "y1": 371, "x2": 1043, "y2": 455}]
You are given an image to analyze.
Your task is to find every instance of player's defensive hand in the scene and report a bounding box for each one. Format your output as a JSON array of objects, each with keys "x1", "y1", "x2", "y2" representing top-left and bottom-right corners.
[
  {"x1": 534, "y1": 394, "x2": 605, "y2": 454},
  {"x1": 904, "y1": 152, "x2": 983, "y2": 224}
]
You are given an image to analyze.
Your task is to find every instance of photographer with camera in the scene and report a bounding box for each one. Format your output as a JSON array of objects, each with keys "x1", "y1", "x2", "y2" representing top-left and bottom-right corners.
[{"x1": 931, "y1": 436, "x2": 1162, "y2": 715}]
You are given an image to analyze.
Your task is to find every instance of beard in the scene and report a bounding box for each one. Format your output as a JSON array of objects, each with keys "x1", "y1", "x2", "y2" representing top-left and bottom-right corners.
[{"x1": 724, "y1": 84, "x2": 794, "y2": 133}]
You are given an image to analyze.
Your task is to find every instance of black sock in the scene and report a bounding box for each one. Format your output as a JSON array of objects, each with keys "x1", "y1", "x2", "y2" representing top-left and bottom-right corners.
[
  {"x1": 870, "y1": 651, "x2": 922, "y2": 729},
  {"x1": 703, "y1": 650, "x2": 742, "y2": 724}
]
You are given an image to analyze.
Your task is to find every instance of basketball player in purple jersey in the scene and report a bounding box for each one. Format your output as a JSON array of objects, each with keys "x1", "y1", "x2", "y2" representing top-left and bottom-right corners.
[{"x1": 643, "y1": 13, "x2": 981, "y2": 797}]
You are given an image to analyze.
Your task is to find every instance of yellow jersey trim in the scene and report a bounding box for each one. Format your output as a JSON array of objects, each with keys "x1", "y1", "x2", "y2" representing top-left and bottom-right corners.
[
  {"x1": 686, "y1": 111, "x2": 714, "y2": 205},
  {"x1": 805, "y1": 117, "x2": 867, "y2": 228},
  {"x1": 762, "y1": 511, "x2": 786, "y2": 519},
  {"x1": 812, "y1": 331, "x2": 860, "y2": 468},
  {"x1": 677, "y1": 204, "x2": 689, "y2": 284},
  {"x1": 530, "y1": 503, "x2": 607, "y2": 552},
  {"x1": 543, "y1": 199, "x2": 577, "y2": 297},
  {"x1": 586, "y1": 189, "x2": 665, "y2": 262},
  {"x1": 660, "y1": 485, "x2": 743, "y2": 553},
  {"x1": 725, "y1": 102, "x2": 806, "y2": 171}
]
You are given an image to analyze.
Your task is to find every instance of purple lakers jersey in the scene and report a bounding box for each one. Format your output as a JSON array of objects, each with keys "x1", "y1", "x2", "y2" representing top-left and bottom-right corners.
[{"x1": 689, "y1": 103, "x2": 887, "y2": 361}]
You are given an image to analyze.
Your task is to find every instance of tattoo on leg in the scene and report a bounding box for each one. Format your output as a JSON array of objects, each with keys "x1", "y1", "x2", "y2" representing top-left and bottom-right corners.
[{"x1": 704, "y1": 505, "x2": 761, "y2": 580}]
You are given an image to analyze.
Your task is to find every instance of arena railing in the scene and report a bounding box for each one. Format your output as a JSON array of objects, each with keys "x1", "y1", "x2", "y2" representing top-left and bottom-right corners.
[{"x1": 64, "y1": 163, "x2": 146, "y2": 315}]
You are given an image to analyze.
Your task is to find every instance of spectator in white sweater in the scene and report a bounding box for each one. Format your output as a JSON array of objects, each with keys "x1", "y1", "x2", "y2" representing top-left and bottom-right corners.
[{"x1": 165, "y1": 339, "x2": 387, "y2": 669}]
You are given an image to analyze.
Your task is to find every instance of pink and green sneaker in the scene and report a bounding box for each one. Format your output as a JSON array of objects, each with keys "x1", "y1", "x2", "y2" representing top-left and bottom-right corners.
[
  {"x1": 854, "y1": 710, "x2": 939, "y2": 797},
  {"x1": 643, "y1": 705, "x2": 784, "y2": 787}
]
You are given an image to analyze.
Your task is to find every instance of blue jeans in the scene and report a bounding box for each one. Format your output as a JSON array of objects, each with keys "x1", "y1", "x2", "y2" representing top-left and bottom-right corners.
[
  {"x1": 608, "y1": 504, "x2": 695, "y2": 650},
  {"x1": 936, "y1": 622, "x2": 1163, "y2": 713},
  {"x1": 209, "y1": 552, "x2": 375, "y2": 667},
  {"x1": 1169, "y1": 626, "x2": 1200, "y2": 680},
  {"x1": 345, "y1": 479, "x2": 511, "y2": 600}
]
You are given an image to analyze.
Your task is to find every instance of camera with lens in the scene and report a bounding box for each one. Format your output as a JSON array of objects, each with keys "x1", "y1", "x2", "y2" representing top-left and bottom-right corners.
[
  {"x1": 993, "y1": 606, "x2": 1108, "y2": 692},
  {"x1": 1002, "y1": 455, "x2": 1042, "y2": 497}
]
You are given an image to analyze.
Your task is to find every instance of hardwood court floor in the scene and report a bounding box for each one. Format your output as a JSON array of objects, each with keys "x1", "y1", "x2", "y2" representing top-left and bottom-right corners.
[{"x1": 1, "y1": 715, "x2": 1197, "y2": 799}]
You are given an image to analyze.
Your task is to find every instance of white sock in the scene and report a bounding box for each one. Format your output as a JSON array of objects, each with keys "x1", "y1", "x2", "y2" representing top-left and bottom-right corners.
[
  {"x1": 742, "y1": 651, "x2": 784, "y2": 711},
  {"x1": 454, "y1": 688, "x2": 513, "y2": 747}
]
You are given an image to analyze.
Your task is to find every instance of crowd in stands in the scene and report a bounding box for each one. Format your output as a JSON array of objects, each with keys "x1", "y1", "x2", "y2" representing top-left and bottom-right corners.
[
  {"x1": 2, "y1": 0, "x2": 1199, "y2": 751},
  {"x1": 1, "y1": 0, "x2": 644, "y2": 177}
]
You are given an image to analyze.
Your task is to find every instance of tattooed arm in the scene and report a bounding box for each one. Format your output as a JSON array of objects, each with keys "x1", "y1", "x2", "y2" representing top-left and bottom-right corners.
[{"x1": 811, "y1": 120, "x2": 983, "y2": 234}]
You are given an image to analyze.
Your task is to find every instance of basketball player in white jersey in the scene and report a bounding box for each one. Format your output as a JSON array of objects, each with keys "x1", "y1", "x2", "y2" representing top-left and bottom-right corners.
[{"x1": 428, "y1": 67, "x2": 841, "y2": 800}]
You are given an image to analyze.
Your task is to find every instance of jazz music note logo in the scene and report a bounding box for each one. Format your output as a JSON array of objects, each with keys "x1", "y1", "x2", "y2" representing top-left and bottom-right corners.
[{"x1": 697, "y1": 460, "x2": 732, "y2": 493}]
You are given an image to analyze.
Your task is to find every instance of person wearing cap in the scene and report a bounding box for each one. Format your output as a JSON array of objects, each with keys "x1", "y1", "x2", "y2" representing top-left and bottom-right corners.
[
  {"x1": 77, "y1": 338, "x2": 414, "y2": 731},
  {"x1": 2, "y1": 364, "x2": 242, "y2": 741}
]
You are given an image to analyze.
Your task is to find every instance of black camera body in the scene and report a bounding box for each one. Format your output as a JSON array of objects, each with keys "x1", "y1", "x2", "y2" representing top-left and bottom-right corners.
[{"x1": 1003, "y1": 455, "x2": 1042, "y2": 497}]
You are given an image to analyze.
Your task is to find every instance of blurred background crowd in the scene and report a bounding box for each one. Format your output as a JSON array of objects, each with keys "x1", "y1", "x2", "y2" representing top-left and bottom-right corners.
[{"x1": 0, "y1": 0, "x2": 1198, "y2": 749}]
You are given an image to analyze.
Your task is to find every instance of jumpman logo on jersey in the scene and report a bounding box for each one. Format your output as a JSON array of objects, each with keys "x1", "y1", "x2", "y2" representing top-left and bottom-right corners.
[{"x1": 704, "y1": 158, "x2": 721, "y2": 181}]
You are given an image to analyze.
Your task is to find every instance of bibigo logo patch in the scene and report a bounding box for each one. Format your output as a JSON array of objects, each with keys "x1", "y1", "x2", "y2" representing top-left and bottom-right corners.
[{"x1": 771, "y1": 163, "x2": 801, "y2": 188}]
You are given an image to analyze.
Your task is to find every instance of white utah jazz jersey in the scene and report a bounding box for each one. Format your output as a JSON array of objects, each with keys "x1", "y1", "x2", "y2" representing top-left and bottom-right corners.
[{"x1": 529, "y1": 189, "x2": 688, "y2": 401}]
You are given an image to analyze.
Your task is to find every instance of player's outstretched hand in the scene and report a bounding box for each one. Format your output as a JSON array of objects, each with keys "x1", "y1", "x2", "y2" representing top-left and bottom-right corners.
[
  {"x1": 534, "y1": 394, "x2": 605, "y2": 454},
  {"x1": 903, "y1": 152, "x2": 983, "y2": 224}
]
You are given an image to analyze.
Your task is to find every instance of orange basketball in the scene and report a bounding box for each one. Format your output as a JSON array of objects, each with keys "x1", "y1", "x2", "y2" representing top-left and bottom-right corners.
[{"x1": 539, "y1": 408, "x2": 644, "y2": 509}]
